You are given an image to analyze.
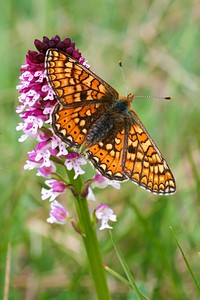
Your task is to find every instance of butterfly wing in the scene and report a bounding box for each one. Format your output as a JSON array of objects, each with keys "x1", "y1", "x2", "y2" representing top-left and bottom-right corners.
[
  {"x1": 86, "y1": 128, "x2": 127, "y2": 181},
  {"x1": 86, "y1": 109, "x2": 176, "y2": 194},
  {"x1": 52, "y1": 101, "x2": 113, "y2": 148},
  {"x1": 123, "y1": 110, "x2": 176, "y2": 194},
  {"x1": 46, "y1": 49, "x2": 119, "y2": 148},
  {"x1": 45, "y1": 49, "x2": 119, "y2": 107}
]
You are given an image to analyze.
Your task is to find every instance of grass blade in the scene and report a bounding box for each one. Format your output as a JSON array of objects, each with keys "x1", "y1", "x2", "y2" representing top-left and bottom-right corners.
[
  {"x1": 109, "y1": 231, "x2": 149, "y2": 300},
  {"x1": 170, "y1": 226, "x2": 200, "y2": 296},
  {"x1": 3, "y1": 243, "x2": 11, "y2": 300}
]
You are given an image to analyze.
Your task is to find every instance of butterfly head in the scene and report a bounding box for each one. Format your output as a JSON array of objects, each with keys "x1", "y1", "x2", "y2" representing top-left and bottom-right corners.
[{"x1": 119, "y1": 93, "x2": 134, "y2": 109}]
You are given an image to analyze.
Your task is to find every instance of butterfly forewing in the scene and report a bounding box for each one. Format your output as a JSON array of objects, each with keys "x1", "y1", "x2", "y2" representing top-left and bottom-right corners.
[
  {"x1": 45, "y1": 49, "x2": 118, "y2": 107},
  {"x1": 45, "y1": 48, "x2": 176, "y2": 195}
]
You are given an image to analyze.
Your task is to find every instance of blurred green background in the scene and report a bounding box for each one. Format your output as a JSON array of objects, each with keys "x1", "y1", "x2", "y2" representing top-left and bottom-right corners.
[{"x1": 1, "y1": 0, "x2": 200, "y2": 299}]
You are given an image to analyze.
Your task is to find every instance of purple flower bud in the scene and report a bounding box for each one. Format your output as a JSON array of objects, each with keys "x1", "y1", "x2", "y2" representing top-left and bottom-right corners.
[
  {"x1": 41, "y1": 179, "x2": 67, "y2": 201},
  {"x1": 47, "y1": 200, "x2": 68, "y2": 224}
]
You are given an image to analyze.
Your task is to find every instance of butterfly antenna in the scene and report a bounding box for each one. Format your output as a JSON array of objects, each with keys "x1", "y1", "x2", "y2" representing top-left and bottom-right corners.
[
  {"x1": 119, "y1": 62, "x2": 171, "y2": 101},
  {"x1": 134, "y1": 95, "x2": 172, "y2": 101},
  {"x1": 119, "y1": 61, "x2": 130, "y2": 97}
]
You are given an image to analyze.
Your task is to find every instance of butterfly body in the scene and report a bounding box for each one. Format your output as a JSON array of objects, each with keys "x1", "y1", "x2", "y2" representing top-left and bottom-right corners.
[
  {"x1": 45, "y1": 49, "x2": 176, "y2": 195},
  {"x1": 85, "y1": 97, "x2": 132, "y2": 146}
]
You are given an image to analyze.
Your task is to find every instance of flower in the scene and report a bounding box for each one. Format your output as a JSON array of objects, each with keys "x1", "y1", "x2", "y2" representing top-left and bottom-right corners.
[
  {"x1": 85, "y1": 174, "x2": 120, "y2": 201},
  {"x1": 86, "y1": 187, "x2": 96, "y2": 201},
  {"x1": 92, "y1": 173, "x2": 120, "y2": 190},
  {"x1": 24, "y1": 141, "x2": 57, "y2": 175},
  {"x1": 47, "y1": 200, "x2": 68, "y2": 224},
  {"x1": 95, "y1": 204, "x2": 117, "y2": 230},
  {"x1": 64, "y1": 152, "x2": 87, "y2": 179},
  {"x1": 51, "y1": 136, "x2": 68, "y2": 156},
  {"x1": 41, "y1": 179, "x2": 67, "y2": 201}
]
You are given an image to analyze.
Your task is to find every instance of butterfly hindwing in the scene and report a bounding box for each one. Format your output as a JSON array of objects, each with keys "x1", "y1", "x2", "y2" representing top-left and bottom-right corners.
[
  {"x1": 86, "y1": 129, "x2": 127, "y2": 181},
  {"x1": 123, "y1": 110, "x2": 176, "y2": 194},
  {"x1": 86, "y1": 109, "x2": 176, "y2": 194},
  {"x1": 52, "y1": 100, "x2": 114, "y2": 148}
]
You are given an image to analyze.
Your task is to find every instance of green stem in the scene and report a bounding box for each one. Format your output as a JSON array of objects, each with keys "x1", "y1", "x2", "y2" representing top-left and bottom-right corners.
[{"x1": 67, "y1": 170, "x2": 111, "y2": 300}]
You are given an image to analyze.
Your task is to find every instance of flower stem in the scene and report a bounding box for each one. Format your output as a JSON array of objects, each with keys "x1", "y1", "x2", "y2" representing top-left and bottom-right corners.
[{"x1": 67, "y1": 170, "x2": 111, "y2": 300}]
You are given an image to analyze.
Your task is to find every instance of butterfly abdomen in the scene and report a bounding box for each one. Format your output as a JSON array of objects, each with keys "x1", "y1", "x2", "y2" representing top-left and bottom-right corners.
[
  {"x1": 86, "y1": 113, "x2": 115, "y2": 146},
  {"x1": 86, "y1": 100, "x2": 129, "y2": 146}
]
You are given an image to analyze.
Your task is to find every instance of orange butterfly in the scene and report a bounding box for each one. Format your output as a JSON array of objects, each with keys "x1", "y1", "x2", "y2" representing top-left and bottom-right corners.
[{"x1": 45, "y1": 49, "x2": 176, "y2": 195}]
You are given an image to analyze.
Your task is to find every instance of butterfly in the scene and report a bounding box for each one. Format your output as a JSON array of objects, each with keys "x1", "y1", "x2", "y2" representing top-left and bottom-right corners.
[{"x1": 45, "y1": 48, "x2": 176, "y2": 195}]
